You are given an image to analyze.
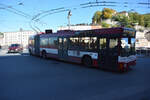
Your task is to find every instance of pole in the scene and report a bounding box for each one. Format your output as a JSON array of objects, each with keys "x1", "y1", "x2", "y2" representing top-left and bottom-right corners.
[
  {"x1": 67, "y1": 10, "x2": 72, "y2": 30},
  {"x1": 68, "y1": 15, "x2": 70, "y2": 30}
]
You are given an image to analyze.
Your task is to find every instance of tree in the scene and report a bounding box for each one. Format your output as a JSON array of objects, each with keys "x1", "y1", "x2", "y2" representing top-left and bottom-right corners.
[
  {"x1": 101, "y1": 22, "x2": 110, "y2": 28},
  {"x1": 119, "y1": 16, "x2": 131, "y2": 27},
  {"x1": 102, "y1": 8, "x2": 116, "y2": 19},
  {"x1": 112, "y1": 15, "x2": 122, "y2": 21},
  {"x1": 92, "y1": 9, "x2": 150, "y2": 28},
  {"x1": 129, "y1": 12, "x2": 140, "y2": 23},
  {"x1": 138, "y1": 15, "x2": 144, "y2": 26},
  {"x1": 0, "y1": 32, "x2": 3, "y2": 35},
  {"x1": 144, "y1": 14, "x2": 150, "y2": 27},
  {"x1": 0, "y1": 32, "x2": 4, "y2": 38},
  {"x1": 92, "y1": 11, "x2": 102, "y2": 24}
]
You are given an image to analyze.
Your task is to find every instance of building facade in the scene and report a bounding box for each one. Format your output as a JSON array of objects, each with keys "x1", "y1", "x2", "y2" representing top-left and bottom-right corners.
[
  {"x1": 1, "y1": 30, "x2": 36, "y2": 48},
  {"x1": 135, "y1": 29, "x2": 150, "y2": 50}
]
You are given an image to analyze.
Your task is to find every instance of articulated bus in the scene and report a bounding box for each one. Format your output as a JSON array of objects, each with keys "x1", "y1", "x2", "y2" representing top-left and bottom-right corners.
[{"x1": 29, "y1": 27, "x2": 136, "y2": 72}]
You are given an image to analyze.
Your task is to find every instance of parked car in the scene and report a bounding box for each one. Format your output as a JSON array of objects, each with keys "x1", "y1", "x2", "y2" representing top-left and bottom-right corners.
[{"x1": 8, "y1": 44, "x2": 23, "y2": 53}]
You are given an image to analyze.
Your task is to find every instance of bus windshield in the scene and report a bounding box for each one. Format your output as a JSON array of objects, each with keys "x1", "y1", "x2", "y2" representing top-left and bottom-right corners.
[{"x1": 121, "y1": 38, "x2": 135, "y2": 57}]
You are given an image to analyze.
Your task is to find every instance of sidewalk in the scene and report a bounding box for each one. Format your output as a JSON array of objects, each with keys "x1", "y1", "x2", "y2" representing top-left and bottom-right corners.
[{"x1": 0, "y1": 49, "x2": 7, "y2": 56}]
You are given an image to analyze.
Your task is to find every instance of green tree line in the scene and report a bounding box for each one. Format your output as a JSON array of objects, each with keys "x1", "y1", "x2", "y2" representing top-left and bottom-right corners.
[{"x1": 92, "y1": 8, "x2": 150, "y2": 28}]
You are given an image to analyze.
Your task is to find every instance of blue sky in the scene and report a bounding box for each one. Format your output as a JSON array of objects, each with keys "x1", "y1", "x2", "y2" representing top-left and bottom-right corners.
[{"x1": 0, "y1": 0, "x2": 149, "y2": 32}]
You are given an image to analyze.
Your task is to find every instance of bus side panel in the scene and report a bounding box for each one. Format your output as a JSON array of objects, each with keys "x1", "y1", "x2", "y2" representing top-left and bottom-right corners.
[
  {"x1": 67, "y1": 50, "x2": 98, "y2": 63},
  {"x1": 42, "y1": 48, "x2": 59, "y2": 59}
]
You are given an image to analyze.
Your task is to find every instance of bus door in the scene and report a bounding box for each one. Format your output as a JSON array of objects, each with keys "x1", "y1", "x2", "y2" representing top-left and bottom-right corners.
[
  {"x1": 98, "y1": 38, "x2": 118, "y2": 69},
  {"x1": 58, "y1": 37, "x2": 68, "y2": 59},
  {"x1": 107, "y1": 38, "x2": 118, "y2": 69},
  {"x1": 98, "y1": 38, "x2": 108, "y2": 68}
]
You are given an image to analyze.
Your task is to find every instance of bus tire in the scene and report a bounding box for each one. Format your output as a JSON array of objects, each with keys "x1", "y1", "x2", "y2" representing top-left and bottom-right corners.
[
  {"x1": 42, "y1": 51, "x2": 47, "y2": 59},
  {"x1": 82, "y1": 56, "x2": 92, "y2": 67}
]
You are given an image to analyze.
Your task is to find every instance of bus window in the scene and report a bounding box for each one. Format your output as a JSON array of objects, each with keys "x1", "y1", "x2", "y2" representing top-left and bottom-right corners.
[
  {"x1": 49, "y1": 37, "x2": 58, "y2": 48},
  {"x1": 99, "y1": 38, "x2": 106, "y2": 49},
  {"x1": 109, "y1": 38, "x2": 118, "y2": 49},
  {"x1": 63, "y1": 38, "x2": 67, "y2": 49},
  {"x1": 69, "y1": 37, "x2": 79, "y2": 49},
  {"x1": 29, "y1": 39, "x2": 34, "y2": 46},
  {"x1": 89, "y1": 37, "x2": 97, "y2": 50},
  {"x1": 40, "y1": 38, "x2": 48, "y2": 48},
  {"x1": 79, "y1": 37, "x2": 90, "y2": 50},
  {"x1": 121, "y1": 38, "x2": 130, "y2": 56},
  {"x1": 59, "y1": 38, "x2": 62, "y2": 43},
  {"x1": 131, "y1": 38, "x2": 136, "y2": 55}
]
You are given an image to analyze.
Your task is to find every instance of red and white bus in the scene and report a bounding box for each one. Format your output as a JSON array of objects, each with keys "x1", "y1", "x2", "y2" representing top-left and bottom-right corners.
[{"x1": 29, "y1": 27, "x2": 136, "y2": 72}]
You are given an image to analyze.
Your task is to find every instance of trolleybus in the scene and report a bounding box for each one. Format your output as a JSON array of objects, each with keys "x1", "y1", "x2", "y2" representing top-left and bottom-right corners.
[{"x1": 29, "y1": 27, "x2": 136, "y2": 72}]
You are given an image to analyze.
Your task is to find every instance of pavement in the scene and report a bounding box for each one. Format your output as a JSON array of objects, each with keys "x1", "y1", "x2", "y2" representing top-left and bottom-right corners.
[{"x1": 0, "y1": 49, "x2": 150, "y2": 100}]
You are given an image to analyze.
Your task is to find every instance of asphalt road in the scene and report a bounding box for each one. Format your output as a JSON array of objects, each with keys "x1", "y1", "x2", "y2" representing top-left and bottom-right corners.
[{"x1": 0, "y1": 50, "x2": 150, "y2": 100}]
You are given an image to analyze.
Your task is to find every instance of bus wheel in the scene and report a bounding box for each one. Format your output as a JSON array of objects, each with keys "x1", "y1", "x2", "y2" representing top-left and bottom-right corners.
[
  {"x1": 82, "y1": 56, "x2": 92, "y2": 67},
  {"x1": 42, "y1": 51, "x2": 47, "y2": 59}
]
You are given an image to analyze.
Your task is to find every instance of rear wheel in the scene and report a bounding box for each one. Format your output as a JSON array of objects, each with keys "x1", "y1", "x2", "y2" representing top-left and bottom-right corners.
[
  {"x1": 42, "y1": 51, "x2": 47, "y2": 59},
  {"x1": 82, "y1": 56, "x2": 92, "y2": 67}
]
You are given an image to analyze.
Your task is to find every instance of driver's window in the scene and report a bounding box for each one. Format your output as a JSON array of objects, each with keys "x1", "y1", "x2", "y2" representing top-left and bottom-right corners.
[{"x1": 121, "y1": 38, "x2": 130, "y2": 49}]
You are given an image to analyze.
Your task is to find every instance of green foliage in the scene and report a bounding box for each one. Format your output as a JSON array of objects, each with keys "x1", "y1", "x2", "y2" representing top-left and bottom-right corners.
[
  {"x1": 92, "y1": 8, "x2": 150, "y2": 28},
  {"x1": 128, "y1": 12, "x2": 150, "y2": 27},
  {"x1": 120, "y1": 16, "x2": 131, "y2": 27},
  {"x1": 101, "y1": 22, "x2": 110, "y2": 28},
  {"x1": 129, "y1": 12, "x2": 139, "y2": 23},
  {"x1": 92, "y1": 11, "x2": 102, "y2": 25},
  {"x1": 0, "y1": 32, "x2": 3, "y2": 35},
  {"x1": 0, "y1": 32, "x2": 4, "y2": 38},
  {"x1": 144, "y1": 14, "x2": 150, "y2": 27},
  {"x1": 112, "y1": 15, "x2": 122, "y2": 21},
  {"x1": 112, "y1": 15, "x2": 132, "y2": 28},
  {"x1": 112, "y1": 24, "x2": 119, "y2": 27},
  {"x1": 102, "y1": 8, "x2": 115, "y2": 19},
  {"x1": 138, "y1": 15, "x2": 144, "y2": 26}
]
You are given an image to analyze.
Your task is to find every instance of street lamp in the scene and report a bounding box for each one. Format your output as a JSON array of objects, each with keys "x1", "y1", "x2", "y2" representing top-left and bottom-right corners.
[{"x1": 67, "y1": 10, "x2": 72, "y2": 30}]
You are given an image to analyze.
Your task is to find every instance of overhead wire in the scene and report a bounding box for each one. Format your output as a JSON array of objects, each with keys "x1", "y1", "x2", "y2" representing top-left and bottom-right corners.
[
  {"x1": 0, "y1": 3, "x2": 47, "y2": 32},
  {"x1": 0, "y1": 0, "x2": 149, "y2": 32}
]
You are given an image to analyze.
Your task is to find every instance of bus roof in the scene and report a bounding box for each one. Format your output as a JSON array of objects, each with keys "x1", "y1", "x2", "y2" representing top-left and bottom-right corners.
[{"x1": 40, "y1": 27, "x2": 136, "y2": 38}]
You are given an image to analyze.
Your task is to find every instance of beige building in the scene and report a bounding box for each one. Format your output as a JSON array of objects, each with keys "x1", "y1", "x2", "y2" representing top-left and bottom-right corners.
[
  {"x1": 135, "y1": 29, "x2": 150, "y2": 49},
  {"x1": 1, "y1": 30, "x2": 36, "y2": 48}
]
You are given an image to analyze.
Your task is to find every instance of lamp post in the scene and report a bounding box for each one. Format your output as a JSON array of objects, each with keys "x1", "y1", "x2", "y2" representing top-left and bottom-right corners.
[{"x1": 67, "y1": 10, "x2": 72, "y2": 30}]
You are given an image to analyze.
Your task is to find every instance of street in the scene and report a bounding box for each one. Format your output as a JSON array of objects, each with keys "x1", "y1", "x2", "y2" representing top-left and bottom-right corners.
[{"x1": 0, "y1": 49, "x2": 150, "y2": 100}]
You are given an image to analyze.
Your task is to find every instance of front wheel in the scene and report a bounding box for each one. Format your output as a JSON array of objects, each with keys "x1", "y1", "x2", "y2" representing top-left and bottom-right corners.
[{"x1": 82, "y1": 56, "x2": 92, "y2": 67}]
